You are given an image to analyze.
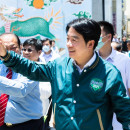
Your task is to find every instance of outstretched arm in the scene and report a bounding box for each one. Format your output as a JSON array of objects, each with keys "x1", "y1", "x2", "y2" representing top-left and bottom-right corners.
[
  {"x1": 0, "y1": 39, "x2": 53, "y2": 82},
  {"x1": 0, "y1": 75, "x2": 38, "y2": 97}
]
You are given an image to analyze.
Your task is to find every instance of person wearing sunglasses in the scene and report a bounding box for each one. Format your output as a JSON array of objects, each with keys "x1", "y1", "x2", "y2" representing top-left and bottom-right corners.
[
  {"x1": 22, "y1": 38, "x2": 54, "y2": 130},
  {"x1": 22, "y1": 39, "x2": 43, "y2": 62}
]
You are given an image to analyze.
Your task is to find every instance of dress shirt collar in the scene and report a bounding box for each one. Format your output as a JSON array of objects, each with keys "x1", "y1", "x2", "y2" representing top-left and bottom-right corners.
[
  {"x1": 97, "y1": 48, "x2": 116, "y2": 62},
  {"x1": 42, "y1": 51, "x2": 53, "y2": 57},
  {"x1": 105, "y1": 48, "x2": 116, "y2": 61},
  {"x1": 73, "y1": 52, "x2": 96, "y2": 74},
  {"x1": 37, "y1": 57, "x2": 46, "y2": 64}
]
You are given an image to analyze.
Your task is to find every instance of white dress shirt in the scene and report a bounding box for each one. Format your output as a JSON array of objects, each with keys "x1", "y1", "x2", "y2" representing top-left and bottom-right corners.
[
  {"x1": 105, "y1": 48, "x2": 130, "y2": 96},
  {"x1": 39, "y1": 82, "x2": 51, "y2": 115},
  {"x1": 40, "y1": 50, "x2": 60, "y2": 63},
  {"x1": 38, "y1": 58, "x2": 54, "y2": 128},
  {"x1": 99, "y1": 48, "x2": 130, "y2": 130},
  {"x1": 37, "y1": 58, "x2": 52, "y2": 115}
]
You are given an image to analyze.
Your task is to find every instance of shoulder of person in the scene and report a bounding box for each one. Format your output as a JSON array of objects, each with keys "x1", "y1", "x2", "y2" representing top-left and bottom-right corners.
[
  {"x1": 99, "y1": 56, "x2": 120, "y2": 73},
  {"x1": 116, "y1": 51, "x2": 130, "y2": 61},
  {"x1": 53, "y1": 56, "x2": 71, "y2": 65},
  {"x1": 0, "y1": 64, "x2": 8, "y2": 74}
]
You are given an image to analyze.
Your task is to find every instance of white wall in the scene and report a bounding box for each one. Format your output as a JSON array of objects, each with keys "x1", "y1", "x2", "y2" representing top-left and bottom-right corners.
[
  {"x1": 105, "y1": 0, "x2": 113, "y2": 23},
  {"x1": 92, "y1": 0, "x2": 103, "y2": 21},
  {"x1": 116, "y1": 0, "x2": 122, "y2": 38}
]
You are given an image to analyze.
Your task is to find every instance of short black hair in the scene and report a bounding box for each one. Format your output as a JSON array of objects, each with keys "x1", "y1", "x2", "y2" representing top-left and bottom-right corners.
[
  {"x1": 0, "y1": 33, "x2": 21, "y2": 48},
  {"x1": 23, "y1": 38, "x2": 42, "y2": 51},
  {"x1": 42, "y1": 38, "x2": 52, "y2": 46},
  {"x1": 52, "y1": 40, "x2": 55, "y2": 42},
  {"x1": 66, "y1": 18, "x2": 101, "y2": 49},
  {"x1": 98, "y1": 21, "x2": 114, "y2": 42}
]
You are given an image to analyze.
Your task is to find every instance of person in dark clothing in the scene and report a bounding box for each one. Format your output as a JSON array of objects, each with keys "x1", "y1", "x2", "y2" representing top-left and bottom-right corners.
[{"x1": 122, "y1": 36, "x2": 128, "y2": 52}]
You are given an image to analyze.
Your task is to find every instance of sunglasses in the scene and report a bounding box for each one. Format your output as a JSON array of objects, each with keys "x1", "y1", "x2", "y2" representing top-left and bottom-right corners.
[{"x1": 22, "y1": 48, "x2": 35, "y2": 52}]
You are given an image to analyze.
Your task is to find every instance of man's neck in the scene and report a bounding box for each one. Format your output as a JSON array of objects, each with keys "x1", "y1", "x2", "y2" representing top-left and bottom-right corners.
[
  {"x1": 99, "y1": 44, "x2": 112, "y2": 59},
  {"x1": 45, "y1": 50, "x2": 52, "y2": 55},
  {"x1": 75, "y1": 51, "x2": 94, "y2": 69}
]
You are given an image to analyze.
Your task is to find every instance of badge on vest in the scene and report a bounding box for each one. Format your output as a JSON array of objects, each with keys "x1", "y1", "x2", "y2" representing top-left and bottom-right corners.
[{"x1": 90, "y1": 78, "x2": 103, "y2": 93}]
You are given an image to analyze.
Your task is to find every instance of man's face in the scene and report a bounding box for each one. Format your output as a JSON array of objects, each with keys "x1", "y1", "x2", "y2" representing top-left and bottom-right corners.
[
  {"x1": 42, "y1": 40, "x2": 52, "y2": 54},
  {"x1": 22, "y1": 45, "x2": 41, "y2": 61},
  {"x1": 43, "y1": 40, "x2": 51, "y2": 48},
  {"x1": 67, "y1": 27, "x2": 90, "y2": 62},
  {"x1": 122, "y1": 37, "x2": 126, "y2": 42},
  {"x1": 98, "y1": 26, "x2": 111, "y2": 50},
  {"x1": 0, "y1": 34, "x2": 20, "y2": 54},
  {"x1": 52, "y1": 41, "x2": 55, "y2": 47}
]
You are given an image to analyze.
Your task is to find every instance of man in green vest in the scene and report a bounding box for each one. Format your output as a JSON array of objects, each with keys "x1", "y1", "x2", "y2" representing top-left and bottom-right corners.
[{"x1": 0, "y1": 18, "x2": 130, "y2": 130}]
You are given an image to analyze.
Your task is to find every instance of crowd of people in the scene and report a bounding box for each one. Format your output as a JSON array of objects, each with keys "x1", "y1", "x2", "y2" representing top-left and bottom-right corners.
[
  {"x1": 112, "y1": 34, "x2": 130, "y2": 56},
  {"x1": 0, "y1": 18, "x2": 130, "y2": 130}
]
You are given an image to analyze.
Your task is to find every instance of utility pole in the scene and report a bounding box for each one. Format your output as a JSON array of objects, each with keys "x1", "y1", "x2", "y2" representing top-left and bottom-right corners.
[{"x1": 102, "y1": 0, "x2": 105, "y2": 20}]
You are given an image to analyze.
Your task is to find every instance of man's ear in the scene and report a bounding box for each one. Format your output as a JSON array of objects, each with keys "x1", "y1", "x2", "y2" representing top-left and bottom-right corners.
[
  {"x1": 107, "y1": 34, "x2": 112, "y2": 41},
  {"x1": 87, "y1": 40, "x2": 95, "y2": 49}
]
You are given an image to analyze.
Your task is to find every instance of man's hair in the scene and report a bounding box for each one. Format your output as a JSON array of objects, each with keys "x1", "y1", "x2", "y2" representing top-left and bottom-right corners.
[
  {"x1": 42, "y1": 38, "x2": 52, "y2": 45},
  {"x1": 98, "y1": 21, "x2": 114, "y2": 42},
  {"x1": 116, "y1": 44, "x2": 122, "y2": 51},
  {"x1": 66, "y1": 18, "x2": 101, "y2": 49},
  {"x1": 0, "y1": 33, "x2": 21, "y2": 48},
  {"x1": 23, "y1": 38, "x2": 42, "y2": 51},
  {"x1": 52, "y1": 40, "x2": 55, "y2": 42}
]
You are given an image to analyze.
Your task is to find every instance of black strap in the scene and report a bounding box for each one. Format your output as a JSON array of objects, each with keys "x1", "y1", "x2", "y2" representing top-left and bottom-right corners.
[{"x1": 46, "y1": 96, "x2": 52, "y2": 123}]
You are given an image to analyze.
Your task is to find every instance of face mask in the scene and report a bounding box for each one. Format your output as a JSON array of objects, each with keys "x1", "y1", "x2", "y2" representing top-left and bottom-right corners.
[
  {"x1": 42, "y1": 45, "x2": 50, "y2": 53},
  {"x1": 96, "y1": 35, "x2": 108, "y2": 50},
  {"x1": 96, "y1": 37, "x2": 104, "y2": 50}
]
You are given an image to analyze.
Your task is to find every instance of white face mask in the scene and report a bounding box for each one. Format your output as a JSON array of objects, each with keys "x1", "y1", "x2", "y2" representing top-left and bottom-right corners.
[
  {"x1": 42, "y1": 45, "x2": 50, "y2": 53},
  {"x1": 96, "y1": 35, "x2": 108, "y2": 50}
]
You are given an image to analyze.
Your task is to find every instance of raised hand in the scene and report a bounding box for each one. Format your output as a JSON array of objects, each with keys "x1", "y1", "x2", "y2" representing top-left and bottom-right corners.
[{"x1": 0, "y1": 39, "x2": 7, "y2": 57}]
